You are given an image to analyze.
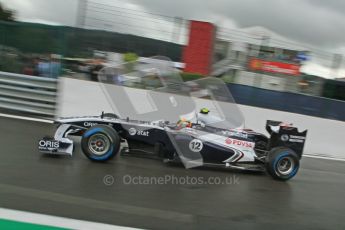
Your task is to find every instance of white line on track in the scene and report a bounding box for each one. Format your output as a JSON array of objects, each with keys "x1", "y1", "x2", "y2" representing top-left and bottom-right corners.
[
  {"x1": 304, "y1": 154, "x2": 345, "y2": 162},
  {"x1": 0, "y1": 113, "x2": 53, "y2": 124},
  {"x1": 0, "y1": 207, "x2": 141, "y2": 230}
]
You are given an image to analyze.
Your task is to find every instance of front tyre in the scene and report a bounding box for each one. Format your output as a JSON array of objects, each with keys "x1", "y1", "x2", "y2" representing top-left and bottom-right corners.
[
  {"x1": 266, "y1": 147, "x2": 300, "y2": 181},
  {"x1": 81, "y1": 125, "x2": 120, "y2": 162}
]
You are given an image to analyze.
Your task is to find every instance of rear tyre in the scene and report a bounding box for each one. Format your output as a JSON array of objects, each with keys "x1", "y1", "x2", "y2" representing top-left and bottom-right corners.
[
  {"x1": 266, "y1": 147, "x2": 300, "y2": 181},
  {"x1": 81, "y1": 125, "x2": 120, "y2": 162}
]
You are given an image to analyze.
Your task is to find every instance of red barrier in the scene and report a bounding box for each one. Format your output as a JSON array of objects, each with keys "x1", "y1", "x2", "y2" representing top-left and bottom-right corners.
[{"x1": 182, "y1": 21, "x2": 215, "y2": 76}]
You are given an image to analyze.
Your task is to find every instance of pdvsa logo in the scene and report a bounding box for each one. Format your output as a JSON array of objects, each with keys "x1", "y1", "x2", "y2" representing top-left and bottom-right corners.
[{"x1": 225, "y1": 138, "x2": 253, "y2": 148}]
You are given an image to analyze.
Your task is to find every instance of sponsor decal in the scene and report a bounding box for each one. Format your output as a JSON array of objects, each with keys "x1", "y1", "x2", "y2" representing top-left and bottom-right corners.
[
  {"x1": 137, "y1": 130, "x2": 149, "y2": 136},
  {"x1": 289, "y1": 135, "x2": 305, "y2": 143},
  {"x1": 225, "y1": 138, "x2": 254, "y2": 148},
  {"x1": 249, "y1": 58, "x2": 301, "y2": 76},
  {"x1": 128, "y1": 127, "x2": 149, "y2": 137},
  {"x1": 84, "y1": 122, "x2": 98, "y2": 127},
  {"x1": 225, "y1": 138, "x2": 232, "y2": 145},
  {"x1": 38, "y1": 139, "x2": 60, "y2": 150},
  {"x1": 189, "y1": 139, "x2": 203, "y2": 152},
  {"x1": 227, "y1": 130, "x2": 248, "y2": 139},
  {"x1": 281, "y1": 134, "x2": 289, "y2": 142},
  {"x1": 289, "y1": 139, "x2": 304, "y2": 143},
  {"x1": 128, "y1": 128, "x2": 137, "y2": 136},
  {"x1": 280, "y1": 135, "x2": 305, "y2": 143},
  {"x1": 184, "y1": 128, "x2": 197, "y2": 135},
  {"x1": 289, "y1": 135, "x2": 306, "y2": 140}
]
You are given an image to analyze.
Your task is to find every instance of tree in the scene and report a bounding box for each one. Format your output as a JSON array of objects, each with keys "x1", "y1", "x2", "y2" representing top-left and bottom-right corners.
[{"x1": 0, "y1": 3, "x2": 15, "y2": 21}]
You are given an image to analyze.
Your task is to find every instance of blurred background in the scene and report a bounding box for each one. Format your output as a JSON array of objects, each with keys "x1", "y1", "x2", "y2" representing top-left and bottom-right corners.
[
  {"x1": 0, "y1": 0, "x2": 344, "y2": 121},
  {"x1": 2, "y1": 2, "x2": 345, "y2": 229}
]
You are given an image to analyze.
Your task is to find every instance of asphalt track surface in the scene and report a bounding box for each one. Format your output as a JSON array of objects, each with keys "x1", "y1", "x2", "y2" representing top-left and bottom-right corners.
[{"x1": 0, "y1": 116, "x2": 345, "y2": 230}]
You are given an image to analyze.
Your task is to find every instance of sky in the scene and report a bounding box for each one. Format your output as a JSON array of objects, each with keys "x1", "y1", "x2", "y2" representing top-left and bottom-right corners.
[{"x1": 1, "y1": 0, "x2": 344, "y2": 78}]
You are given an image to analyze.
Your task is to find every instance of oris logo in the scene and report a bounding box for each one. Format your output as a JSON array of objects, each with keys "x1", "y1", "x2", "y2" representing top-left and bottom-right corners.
[
  {"x1": 39, "y1": 140, "x2": 60, "y2": 149},
  {"x1": 84, "y1": 122, "x2": 97, "y2": 127},
  {"x1": 225, "y1": 138, "x2": 253, "y2": 148}
]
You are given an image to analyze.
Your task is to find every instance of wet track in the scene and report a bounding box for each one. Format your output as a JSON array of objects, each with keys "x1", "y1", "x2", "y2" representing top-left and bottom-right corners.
[{"x1": 0, "y1": 116, "x2": 345, "y2": 230}]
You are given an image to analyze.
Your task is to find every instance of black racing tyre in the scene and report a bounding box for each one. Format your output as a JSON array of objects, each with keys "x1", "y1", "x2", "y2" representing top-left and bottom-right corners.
[
  {"x1": 266, "y1": 147, "x2": 300, "y2": 181},
  {"x1": 103, "y1": 113, "x2": 119, "y2": 119},
  {"x1": 81, "y1": 125, "x2": 120, "y2": 162}
]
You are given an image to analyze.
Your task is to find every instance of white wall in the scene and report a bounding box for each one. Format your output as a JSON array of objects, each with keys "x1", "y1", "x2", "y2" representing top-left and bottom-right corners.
[{"x1": 58, "y1": 77, "x2": 345, "y2": 160}]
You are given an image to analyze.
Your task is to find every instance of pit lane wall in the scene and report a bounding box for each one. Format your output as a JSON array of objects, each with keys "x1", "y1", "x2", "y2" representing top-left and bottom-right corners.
[
  {"x1": 228, "y1": 83, "x2": 345, "y2": 122},
  {"x1": 58, "y1": 77, "x2": 345, "y2": 160},
  {"x1": 0, "y1": 71, "x2": 57, "y2": 118}
]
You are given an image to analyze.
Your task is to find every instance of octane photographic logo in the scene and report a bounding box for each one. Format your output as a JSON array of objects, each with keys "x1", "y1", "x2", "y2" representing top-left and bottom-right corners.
[
  {"x1": 98, "y1": 56, "x2": 244, "y2": 169},
  {"x1": 103, "y1": 174, "x2": 240, "y2": 186}
]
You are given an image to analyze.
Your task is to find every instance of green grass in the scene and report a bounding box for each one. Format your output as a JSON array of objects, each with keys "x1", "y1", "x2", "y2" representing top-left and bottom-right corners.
[{"x1": 0, "y1": 219, "x2": 68, "y2": 230}]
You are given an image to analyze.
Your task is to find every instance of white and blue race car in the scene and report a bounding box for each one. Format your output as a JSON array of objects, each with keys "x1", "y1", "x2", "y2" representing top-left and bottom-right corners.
[{"x1": 39, "y1": 109, "x2": 307, "y2": 181}]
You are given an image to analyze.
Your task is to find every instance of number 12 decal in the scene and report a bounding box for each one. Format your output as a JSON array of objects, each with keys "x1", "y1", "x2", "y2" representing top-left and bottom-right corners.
[{"x1": 189, "y1": 139, "x2": 203, "y2": 152}]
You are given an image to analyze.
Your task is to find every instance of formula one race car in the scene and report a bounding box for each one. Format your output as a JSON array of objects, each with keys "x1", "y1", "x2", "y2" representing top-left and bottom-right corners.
[{"x1": 39, "y1": 110, "x2": 307, "y2": 181}]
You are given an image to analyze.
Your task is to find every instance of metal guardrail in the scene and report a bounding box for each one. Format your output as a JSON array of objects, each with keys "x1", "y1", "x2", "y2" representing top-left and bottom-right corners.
[{"x1": 0, "y1": 71, "x2": 57, "y2": 118}]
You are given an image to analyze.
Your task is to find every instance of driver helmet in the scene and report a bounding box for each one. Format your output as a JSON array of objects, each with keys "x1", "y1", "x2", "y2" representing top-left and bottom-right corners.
[
  {"x1": 177, "y1": 118, "x2": 192, "y2": 129},
  {"x1": 200, "y1": 108, "x2": 210, "y2": 114}
]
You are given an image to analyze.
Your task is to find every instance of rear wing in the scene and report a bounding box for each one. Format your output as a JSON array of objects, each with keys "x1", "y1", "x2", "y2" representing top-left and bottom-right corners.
[{"x1": 266, "y1": 120, "x2": 307, "y2": 158}]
